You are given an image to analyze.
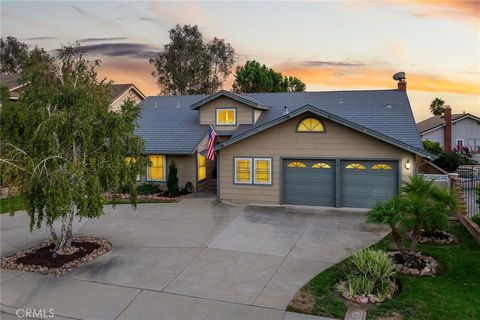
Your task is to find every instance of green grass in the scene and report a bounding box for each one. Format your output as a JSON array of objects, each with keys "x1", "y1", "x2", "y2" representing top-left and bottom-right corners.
[
  {"x1": 289, "y1": 224, "x2": 480, "y2": 320},
  {"x1": 0, "y1": 196, "x2": 176, "y2": 214}
]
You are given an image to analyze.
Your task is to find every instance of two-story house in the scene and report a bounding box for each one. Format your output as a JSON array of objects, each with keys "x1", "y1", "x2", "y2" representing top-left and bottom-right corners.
[
  {"x1": 135, "y1": 77, "x2": 434, "y2": 208},
  {"x1": 417, "y1": 107, "x2": 480, "y2": 161}
]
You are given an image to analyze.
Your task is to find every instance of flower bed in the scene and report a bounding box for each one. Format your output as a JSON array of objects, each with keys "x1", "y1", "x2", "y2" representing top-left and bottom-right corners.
[
  {"x1": 387, "y1": 251, "x2": 439, "y2": 276},
  {"x1": 417, "y1": 229, "x2": 457, "y2": 245},
  {"x1": 104, "y1": 192, "x2": 191, "y2": 202},
  {"x1": 0, "y1": 236, "x2": 111, "y2": 276}
]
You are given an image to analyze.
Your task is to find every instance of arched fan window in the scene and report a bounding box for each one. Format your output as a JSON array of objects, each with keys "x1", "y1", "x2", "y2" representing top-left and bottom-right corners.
[
  {"x1": 296, "y1": 118, "x2": 325, "y2": 132},
  {"x1": 345, "y1": 163, "x2": 366, "y2": 170},
  {"x1": 287, "y1": 161, "x2": 307, "y2": 168},
  {"x1": 312, "y1": 162, "x2": 331, "y2": 169},
  {"x1": 372, "y1": 163, "x2": 393, "y2": 170}
]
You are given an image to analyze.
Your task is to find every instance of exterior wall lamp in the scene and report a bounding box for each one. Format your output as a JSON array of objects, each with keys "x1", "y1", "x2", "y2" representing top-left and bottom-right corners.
[{"x1": 405, "y1": 159, "x2": 411, "y2": 170}]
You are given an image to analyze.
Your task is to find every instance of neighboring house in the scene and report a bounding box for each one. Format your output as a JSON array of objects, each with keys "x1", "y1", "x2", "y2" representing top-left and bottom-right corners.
[
  {"x1": 136, "y1": 79, "x2": 434, "y2": 208},
  {"x1": 109, "y1": 83, "x2": 145, "y2": 112},
  {"x1": 417, "y1": 107, "x2": 480, "y2": 161},
  {"x1": 0, "y1": 74, "x2": 145, "y2": 110},
  {"x1": 0, "y1": 74, "x2": 26, "y2": 101}
]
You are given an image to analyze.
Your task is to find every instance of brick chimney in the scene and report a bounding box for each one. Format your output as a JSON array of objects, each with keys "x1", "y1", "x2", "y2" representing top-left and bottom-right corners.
[
  {"x1": 444, "y1": 105, "x2": 452, "y2": 152},
  {"x1": 397, "y1": 79, "x2": 407, "y2": 91}
]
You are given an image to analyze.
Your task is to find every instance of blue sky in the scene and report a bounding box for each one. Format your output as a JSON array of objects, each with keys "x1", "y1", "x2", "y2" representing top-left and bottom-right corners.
[{"x1": 1, "y1": 0, "x2": 479, "y2": 120}]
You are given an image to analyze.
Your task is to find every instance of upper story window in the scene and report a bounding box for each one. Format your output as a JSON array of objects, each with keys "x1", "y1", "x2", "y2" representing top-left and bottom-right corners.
[
  {"x1": 216, "y1": 108, "x2": 236, "y2": 125},
  {"x1": 296, "y1": 118, "x2": 325, "y2": 132}
]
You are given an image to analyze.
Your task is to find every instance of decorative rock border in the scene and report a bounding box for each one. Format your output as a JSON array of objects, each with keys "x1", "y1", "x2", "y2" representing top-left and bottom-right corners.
[
  {"x1": 417, "y1": 230, "x2": 457, "y2": 245},
  {"x1": 336, "y1": 280, "x2": 396, "y2": 305},
  {"x1": 0, "y1": 236, "x2": 111, "y2": 277},
  {"x1": 104, "y1": 192, "x2": 191, "y2": 202},
  {"x1": 388, "y1": 251, "x2": 438, "y2": 276}
]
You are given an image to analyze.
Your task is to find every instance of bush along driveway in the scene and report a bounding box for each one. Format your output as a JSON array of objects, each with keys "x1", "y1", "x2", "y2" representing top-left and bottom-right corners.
[{"x1": 288, "y1": 223, "x2": 480, "y2": 320}]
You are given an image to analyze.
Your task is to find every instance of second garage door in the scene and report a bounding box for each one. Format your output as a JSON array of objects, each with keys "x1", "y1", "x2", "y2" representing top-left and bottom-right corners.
[{"x1": 340, "y1": 160, "x2": 398, "y2": 208}]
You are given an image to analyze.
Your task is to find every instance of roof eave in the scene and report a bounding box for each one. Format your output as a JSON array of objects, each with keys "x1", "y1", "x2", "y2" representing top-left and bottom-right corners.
[
  {"x1": 190, "y1": 90, "x2": 270, "y2": 111},
  {"x1": 215, "y1": 104, "x2": 435, "y2": 160}
]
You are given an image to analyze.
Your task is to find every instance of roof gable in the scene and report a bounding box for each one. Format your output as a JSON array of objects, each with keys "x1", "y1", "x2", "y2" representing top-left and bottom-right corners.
[
  {"x1": 190, "y1": 90, "x2": 270, "y2": 110},
  {"x1": 215, "y1": 104, "x2": 435, "y2": 159},
  {"x1": 417, "y1": 113, "x2": 480, "y2": 134}
]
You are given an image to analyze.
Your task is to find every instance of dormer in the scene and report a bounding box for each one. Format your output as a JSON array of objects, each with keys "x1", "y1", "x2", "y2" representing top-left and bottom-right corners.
[{"x1": 190, "y1": 90, "x2": 269, "y2": 131}]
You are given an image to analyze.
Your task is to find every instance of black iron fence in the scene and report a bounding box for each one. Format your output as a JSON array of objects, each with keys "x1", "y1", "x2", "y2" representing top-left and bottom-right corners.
[{"x1": 457, "y1": 165, "x2": 480, "y2": 217}]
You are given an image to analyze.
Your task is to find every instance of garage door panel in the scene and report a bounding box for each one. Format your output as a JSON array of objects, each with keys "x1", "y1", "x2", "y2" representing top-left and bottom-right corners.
[
  {"x1": 341, "y1": 160, "x2": 398, "y2": 208},
  {"x1": 284, "y1": 159, "x2": 335, "y2": 207}
]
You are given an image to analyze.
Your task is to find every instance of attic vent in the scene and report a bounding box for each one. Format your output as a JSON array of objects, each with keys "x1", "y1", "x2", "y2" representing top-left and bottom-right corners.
[
  {"x1": 338, "y1": 98, "x2": 344, "y2": 104},
  {"x1": 154, "y1": 102, "x2": 158, "y2": 108},
  {"x1": 176, "y1": 102, "x2": 181, "y2": 108},
  {"x1": 385, "y1": 102, "x2": 392, "y2": 109},
  {"x1": 283, "y1": 106, "x2": 289, "y2": 115}
]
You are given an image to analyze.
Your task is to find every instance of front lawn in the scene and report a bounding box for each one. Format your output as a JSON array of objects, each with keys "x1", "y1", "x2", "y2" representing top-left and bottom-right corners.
[
  {"x1": 0, "y1": 196, "x2": 176, "y2": 214},
  {"x1": 288, "y1": 223, "x2": 480, "y2": 320}
]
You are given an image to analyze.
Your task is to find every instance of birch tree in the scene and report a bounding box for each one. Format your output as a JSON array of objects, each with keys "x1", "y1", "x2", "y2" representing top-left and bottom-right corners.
[{"x1": 0, "y1": 45, "x2": 146, "y2": 250}]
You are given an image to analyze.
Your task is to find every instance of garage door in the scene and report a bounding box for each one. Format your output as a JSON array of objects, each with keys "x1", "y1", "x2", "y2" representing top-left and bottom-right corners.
[
  {"x1": 340, "y1": 161, "x2": 398, "y2": 208},
  {"x1": 283, "y1": 159, "x2": 335, "y2": 206}
]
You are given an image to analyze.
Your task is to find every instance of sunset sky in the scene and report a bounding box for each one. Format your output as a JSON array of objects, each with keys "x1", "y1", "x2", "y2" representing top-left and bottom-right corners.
[{"x1": 1, "y1": 0, "x2": 479, "y2": 121}]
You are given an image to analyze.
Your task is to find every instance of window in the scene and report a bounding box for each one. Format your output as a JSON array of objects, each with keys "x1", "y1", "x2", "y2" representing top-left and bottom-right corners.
[
  {"x1": 287, "y1": 161, "x2": 307, "y2": 168},
  {"x1": 235, "y1": 158, "x2": 252, "y2": 184},
  {"x1": 297, "y1": 118, "x2": 325, "y2": 132},
  {"x1": 148, "y1": 155, "x2": 166, "y2": 181},
  {"x1": 216, "y1": 108, "x2": 236, "y2": 125},
  {"x1": 312, "y1": 162, "x2": 331, "y2": 169},
  {"x1": 345, "y1": 163, "x2": 366, "y2": 170},
  {"x1": 254, "y1": 158, "x2": 271, "y2": 184},
  {"x1": 456, "y1": 139, "x2": 464, "y2": 147},
  {"x1": 372, "y1": 163, "x2": 393, "y2": 170},
  {"x1": 198, "y1": 153, "x2": 207, "y2": 181}
]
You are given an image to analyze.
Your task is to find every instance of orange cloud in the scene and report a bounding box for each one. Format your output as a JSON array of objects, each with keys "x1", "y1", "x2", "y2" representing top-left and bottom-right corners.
[
  {"x1": 396, "y1": 0, "x2": 479, "y2": 18},
  {"x1": 276, "y1": 65, "x2": 480, "y2": 95}
]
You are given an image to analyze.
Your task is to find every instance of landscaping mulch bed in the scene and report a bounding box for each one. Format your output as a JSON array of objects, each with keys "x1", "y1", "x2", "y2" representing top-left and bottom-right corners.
[
  {"x1": 0, "y1": 236, "x2": 111, "y2": 276},
  {"x1": 388, "y1": 251, "x2": 439, "y2": 276},
  {"x1": 418, "y1": 230, "x2": 457, "y2": 245},
  {"x1": 104, "y1": 192, "x2": 191, "y2": 203}
]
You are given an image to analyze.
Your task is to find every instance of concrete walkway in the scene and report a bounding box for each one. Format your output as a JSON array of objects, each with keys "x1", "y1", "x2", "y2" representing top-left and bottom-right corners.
[{"x1": 1, "y1": 194, "x2": 389, "y2": 319}]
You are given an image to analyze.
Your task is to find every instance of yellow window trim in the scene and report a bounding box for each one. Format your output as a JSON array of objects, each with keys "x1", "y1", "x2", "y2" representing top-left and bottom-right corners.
[
  {"x1": 216, "y1": 108, "x2": 236, "y2": 125},
  {"x1": 297, "y1": 118, "x2": 325, "y2": 132},
  {"x1": 312, "y1": 162, "x2": 331, "y2": 169},
  {"x1": 287, "y1": 161, "x2": 307, "y2": 168},
  {"x1": 345, "y1": 163, "x2": 366, "y2": 170},
  {"x1": 372, "y1": 163, "x2": 393, "y2": 170}
]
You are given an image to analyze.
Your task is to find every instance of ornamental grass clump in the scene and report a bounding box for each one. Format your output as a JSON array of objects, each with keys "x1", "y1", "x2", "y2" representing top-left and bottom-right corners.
[{"x1": 337, "y1": 249, "x2": 397, "y2": 304}]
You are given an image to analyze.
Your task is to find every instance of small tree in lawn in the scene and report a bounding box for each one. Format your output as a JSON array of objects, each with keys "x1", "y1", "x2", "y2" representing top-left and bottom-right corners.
[
  {"x1": 401, "y1": 175, "x2": 457, "y2": 253},
  {"x1": 0, "y1": 44, "x2": 146, "y2": 251},
  {"x1": 167, "y1": 161, "x2": 179, "y2": 197},
  {"x1": 368, "y1": 196, "x2": 407, "y2": 254}
]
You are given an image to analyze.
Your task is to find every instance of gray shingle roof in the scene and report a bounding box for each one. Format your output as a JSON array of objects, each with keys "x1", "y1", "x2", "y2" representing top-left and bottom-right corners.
[
  {"x1": 137, "y1": 89, "x2": 424, "y2": 154},
  {"x1": 416, "y1": 113, "x2": 476, "y2": 134}
]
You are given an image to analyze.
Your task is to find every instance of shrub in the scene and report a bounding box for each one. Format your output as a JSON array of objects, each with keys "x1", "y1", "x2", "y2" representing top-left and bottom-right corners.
[
  {"x1": 472, "y1": 214, "x2": 480, "y2": 226},
  {"x1": 340, "y1": 249, "x2": 396, "y2": 300},
  {"x1": 167, "y1": 161, "x2": 179, "y2": 197},
  {"x1": 136, "y1": 183, "x2": 162, "y2": 195},
  {"x1": 423, "y1": 140, "x2": 476, "y2": 172}
]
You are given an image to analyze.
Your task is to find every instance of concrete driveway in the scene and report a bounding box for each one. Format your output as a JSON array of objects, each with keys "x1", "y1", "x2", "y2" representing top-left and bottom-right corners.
[{"x1": 1, "y1": 193, "x2": 389, "y2": 320}]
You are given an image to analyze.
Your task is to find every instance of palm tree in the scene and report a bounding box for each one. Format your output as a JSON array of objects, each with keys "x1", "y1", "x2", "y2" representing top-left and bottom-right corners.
[
  {"x1": 368, "y1": 196, "x2": 407, "y2": 253},
  {"x1": 401, "y1": 175, "x2": 458, "y2": 252},
  {"x1": 429, "y1": 98, "x2": 445, "y2": 116}
]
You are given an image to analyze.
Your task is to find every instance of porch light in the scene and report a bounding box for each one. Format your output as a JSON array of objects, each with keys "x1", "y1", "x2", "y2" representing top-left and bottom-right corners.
[{"x1": 405, "y1": 159, "x2": 411, "y2": 170}]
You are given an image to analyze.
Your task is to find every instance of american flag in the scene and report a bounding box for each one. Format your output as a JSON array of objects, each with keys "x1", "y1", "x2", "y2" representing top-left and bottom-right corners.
[{"x1": 207, "y1": 124, "x2": 217, "y2": 160}]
